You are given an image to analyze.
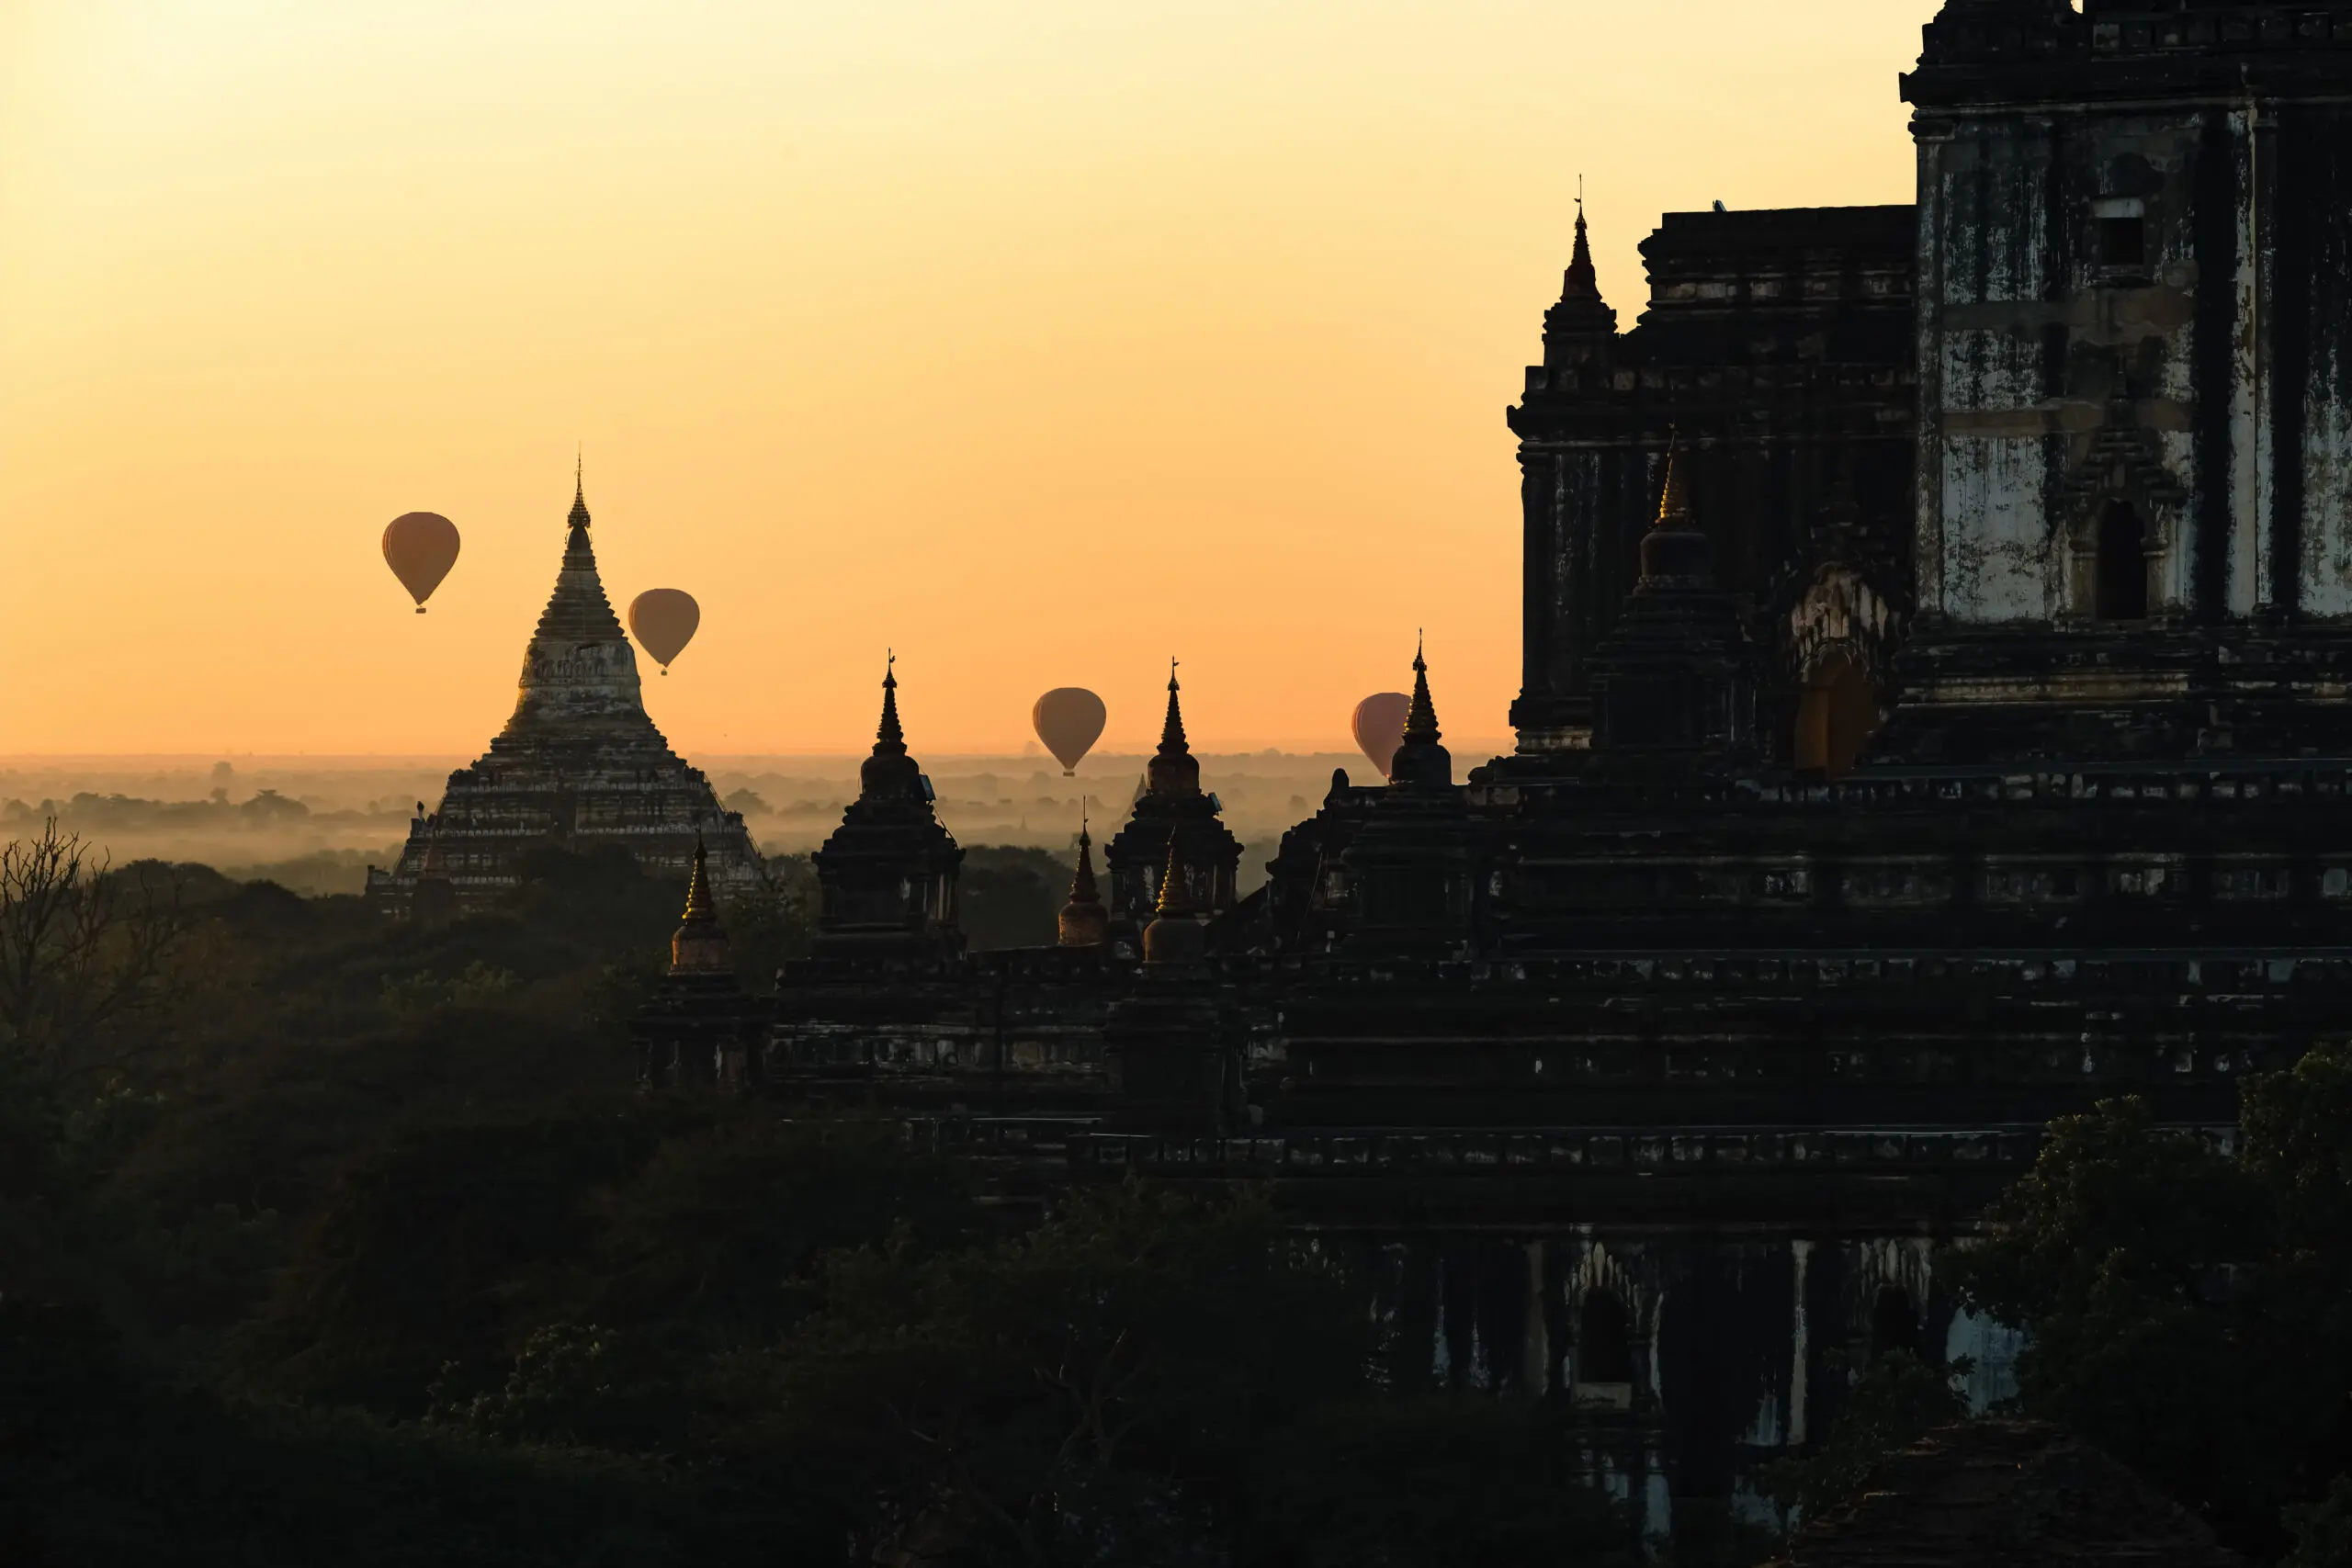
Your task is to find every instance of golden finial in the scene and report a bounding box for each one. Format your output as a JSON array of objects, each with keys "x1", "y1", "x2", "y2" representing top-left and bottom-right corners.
[
  {"x1": 1154, "y1": 832, "x2": 1193, "y2": 918},
  {"x1": 1656, "y1": 429, "x2": 1692, "y2": 527},
  {"x1": 680, "y1": 831, "x2": 716, "y2": 923}
]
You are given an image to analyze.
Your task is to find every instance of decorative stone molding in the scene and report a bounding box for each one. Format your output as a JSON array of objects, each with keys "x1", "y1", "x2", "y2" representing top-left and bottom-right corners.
[{"x1": 2058, "y1": 400, "x2": 2188, "y2": 618}]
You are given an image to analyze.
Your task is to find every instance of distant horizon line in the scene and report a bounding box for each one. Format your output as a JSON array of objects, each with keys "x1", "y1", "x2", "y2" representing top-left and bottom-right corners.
[{"x1": 0, "y1": 742, "x2": 1517, "y2": 766}]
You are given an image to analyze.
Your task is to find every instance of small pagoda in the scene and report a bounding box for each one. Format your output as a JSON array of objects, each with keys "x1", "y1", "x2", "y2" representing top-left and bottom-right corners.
[
  {"x1": 1102, "y1": 665, "x2": 1242, "y2": 954},
  {"x1": 366, "y1": 469, "x2": 760, "y2": 915},
  {"x1": 808, "y1": 657, "x2": 966, "y2": 960}
]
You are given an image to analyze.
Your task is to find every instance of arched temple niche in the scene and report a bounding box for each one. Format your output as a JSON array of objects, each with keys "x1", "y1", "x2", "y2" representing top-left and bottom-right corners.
[
  {"x1": 1792, "y1": 649, "x2": 1881, "y2": 779},
  {"x1": 1567, "y1": 1243, "x2": 1654, "y2": 1412},
  {"x1": 1846, "y1": 1237, "x2": 1936, "y2": 1371},
  {"x1": 1783, "y1": 547, "x2": 1899, "y2": 775},
  {"x1": 2059, "y1": 411, "x2": 2186, "y2": 622}
]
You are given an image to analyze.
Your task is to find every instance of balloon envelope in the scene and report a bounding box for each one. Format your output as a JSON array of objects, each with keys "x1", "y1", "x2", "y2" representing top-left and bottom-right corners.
[
  {"x1": 628, "y1": 589, "x2": 701, "y2": 671},
  {"x1": 1032, "y1": 688, "x2": 1107, "y2": 774},
  {"x1": 1351, "y1": 692, "x2": 1412, "y2": 779},
  {"x1": 382, "y1": 512, "x2": 460, "y2": 611}
]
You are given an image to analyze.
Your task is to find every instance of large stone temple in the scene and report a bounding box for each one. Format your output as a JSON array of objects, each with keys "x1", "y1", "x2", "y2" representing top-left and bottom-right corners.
[
  {"x1": 366, "y1": 474, "x2": 759, "y2": 914},
  {"x1": 635, "y1": 1, "x2": 2352, "y2": 1551}
]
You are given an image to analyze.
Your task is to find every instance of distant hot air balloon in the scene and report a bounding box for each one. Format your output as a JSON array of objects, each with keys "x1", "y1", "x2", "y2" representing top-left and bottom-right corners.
[
  {"x1": 381, "y1": 512, "x2": 460, "y2": 613},
  {"x1": 1351, "y1": 692, "x2": 1412, "y2": 779},
  {"x1": 1032, "y1": 688, "x2": 1108, "y2": 775},
  {"x1": 628, "y1": 589, "x2": 701, "y2": 675}
]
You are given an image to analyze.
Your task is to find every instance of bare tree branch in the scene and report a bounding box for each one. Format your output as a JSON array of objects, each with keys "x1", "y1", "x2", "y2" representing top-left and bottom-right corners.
[{"x1": 0, "y1": 819, "x2": 188, "y2": 1088}]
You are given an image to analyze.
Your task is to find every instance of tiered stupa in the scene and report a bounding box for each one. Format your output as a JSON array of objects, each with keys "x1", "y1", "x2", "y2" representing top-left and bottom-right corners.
[
  {"x1": 1057, "y1": 818, "x2": 1110, "y2": 949},
  {"x1": 808, "y1": 657, "x2": 965, "y2": 960},
  {"x1": 634, "y1": 834, "x2": 763, "y2": 1089},
  {"x1": 365, "y1": 470, "x2": 760, "y2": 915},
  {"x1": 1102, "y1": 664, "x2": 1242, "y2": 953}
]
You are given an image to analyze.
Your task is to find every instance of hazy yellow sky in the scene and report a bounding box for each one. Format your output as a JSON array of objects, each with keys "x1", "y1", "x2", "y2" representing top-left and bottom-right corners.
[{"x1": 0, "y1": 0, "x2": 1939, "y2": 758}]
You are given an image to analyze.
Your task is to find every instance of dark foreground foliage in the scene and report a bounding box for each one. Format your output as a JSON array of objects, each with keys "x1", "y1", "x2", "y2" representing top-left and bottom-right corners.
[
  {"x1": 25, "y1": 829, "x2": 2352, "y2": 1563},
  {"x1": 0, "y1": 839, "x2": 1639, "y2": 1566},
  {"x1": 1951, "y1": 1044, "x2": 2352, "y2": 1562}
]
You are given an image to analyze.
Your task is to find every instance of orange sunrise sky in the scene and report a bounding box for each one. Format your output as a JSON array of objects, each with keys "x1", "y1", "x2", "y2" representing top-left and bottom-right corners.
[{"x1": 0, "y1": 0, "x2": 1941, "y2": 758}]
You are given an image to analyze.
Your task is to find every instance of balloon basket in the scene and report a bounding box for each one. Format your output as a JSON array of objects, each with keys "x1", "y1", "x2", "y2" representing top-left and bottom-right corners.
[{"x1": 415, "y1": 606, "x2": 426, "y2": 615}]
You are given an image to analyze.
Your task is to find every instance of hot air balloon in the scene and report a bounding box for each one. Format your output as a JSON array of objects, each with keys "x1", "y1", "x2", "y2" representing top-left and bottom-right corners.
[
  {"x1": 628, "y1": 589, "x2": 701, "y2": 675},
  {"x1": 382, "y1": 512, "x2": 460, "y2": 613},
  {"x1": 1032, "y1": 688, "x2": 1107, "y2": 775},
  {"x1": 1351, "y1": 692, "x2": 1411, "y2": 779}
]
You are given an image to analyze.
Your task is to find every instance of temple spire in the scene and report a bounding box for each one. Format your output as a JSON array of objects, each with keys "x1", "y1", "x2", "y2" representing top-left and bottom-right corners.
[
  {"x1": 668, "y1": 831, "x2": 734, "y2": 976},
  {"x1": 857, "y1": 651, "x2": 924, "y2": 801},
  {"x1": 1154, "y1": 831, "x2": 1193, "y2": 918},
  {"x1": 1634, "y1": 430, "x2": 1718, "y2": 592},
  {"x1": 877, "y1": 650, "x2": 905, "y2": 751},
  {"x1": 1389, "y1": 633, "x2": 1453, "y2": 788},
  {"x1": 1160, "y1": 660, "x2": 1189, "y2": 753},
  {"x1": 1656, "y1": 433, "x2": 1693, "y2": 528},
  {"x1": 680, "y1": 832, "x2": 717, "y2": 925},
  {"x1": 1058, "y1": 809, "x2": 1110, "y2": 947},
  {"x1": 1407, "y1": 632, "x2": 1442, "y2": 743},
  {"x1": 1563, "y1": 183, "x2": 1600, "y2": 300},
  {"x1": 1145, "y1": 658, "x2": 1203, "y2": 796},
  {"x1": 569, "y1": 449, "x2": 591, "y2": 536},
  {"x1": 1543, "y1": 183, "x2": 1618, "y2": 364},
  {"x1": 1142, "y1": 830, "x2": 1207, "y2": 964},
  {"x1": 503, "y1": 466, "x2": 647, "y2": 736}
]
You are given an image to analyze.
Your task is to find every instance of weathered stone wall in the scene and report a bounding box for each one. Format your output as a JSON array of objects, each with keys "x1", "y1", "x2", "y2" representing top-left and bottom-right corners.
[
  {"x1": 1909, "y1": 6, "x2": 2352, "y2": 630},
  {"x1": 1916, "y1": 110, "x2": 2220, "y2": 621}
]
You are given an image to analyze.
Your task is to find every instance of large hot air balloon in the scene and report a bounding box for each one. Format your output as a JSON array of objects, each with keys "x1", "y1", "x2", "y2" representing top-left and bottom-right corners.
[
  {"x1": 382, "y1": 512, "x2": 460, "y2": 613},
  {"x1": 628, "y1": 589, "x2": 701, "y2": 675},
  {"x1": 1032, "y1": 688, "x2": 1107, "y2": 775},
  {"x1": 1351, "y1": 692, "x2": 1411, "y2": 779}
]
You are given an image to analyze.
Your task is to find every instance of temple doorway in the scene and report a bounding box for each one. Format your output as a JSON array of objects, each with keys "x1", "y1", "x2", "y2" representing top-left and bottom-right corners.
[
  {"x1": 1793, "y1": 651, "x2": 1879, "y2": 779},
  {"x1": 2096, "y1": 500, "x2": 2149, "y2": 620}
]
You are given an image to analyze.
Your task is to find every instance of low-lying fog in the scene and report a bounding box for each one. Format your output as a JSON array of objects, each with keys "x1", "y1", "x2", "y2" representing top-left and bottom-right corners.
[{"x1": 0, "y1": 750, "x2": 1402, "y2": 897}]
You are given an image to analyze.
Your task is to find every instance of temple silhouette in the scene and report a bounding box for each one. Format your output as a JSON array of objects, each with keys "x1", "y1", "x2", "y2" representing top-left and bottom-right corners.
[
  {"x1": 365, "y1": 470, "x2": 760, "y2": 915},
  {"x1": 428, "y1": 2, "x2": 2352, "y2": 1547}
]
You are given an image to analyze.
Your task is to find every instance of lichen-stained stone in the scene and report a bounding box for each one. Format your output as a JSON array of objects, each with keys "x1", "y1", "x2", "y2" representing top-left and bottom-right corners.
[{"x1": 365, "y1": 475, "x2": 760, "y2": 916}]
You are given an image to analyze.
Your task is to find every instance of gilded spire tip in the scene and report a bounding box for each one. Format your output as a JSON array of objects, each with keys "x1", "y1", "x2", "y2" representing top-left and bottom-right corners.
[
  {"x1": 1154, "y1": 832, "x2": 1192, "y2": 918},
  {"x1": 1656, "y1": 429, "x2": 1692, "y2": 528},
  {"x1": 680, "y1": 829, "x2": 717, "y2": 924}
]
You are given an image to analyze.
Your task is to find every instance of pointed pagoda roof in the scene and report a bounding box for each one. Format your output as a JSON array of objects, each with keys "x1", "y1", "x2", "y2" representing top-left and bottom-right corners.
[
  {"x1": 1144, "y1": 659, "x2": 1202, "y2": 797},
  {"x1": 1655, "y1": 435, "x2": 1694, "y2": 526},
  {"x1": 1543, "y1": 187, "x2": 1619, "y2": 358},
  {"x1": 1071, "y1": 818, "x2": 1102, "y2": 904},
  {"x1": 1563, "y1": 202, "x2": 1600, "y2": 300},
  {"x1": 1389, "y1": 634, "x2": 1454, "y2": 789},
  {"x1": 1154, "y1": 831, "x2": 1193, "y2": 918},
  {"x1": 1637, "y1": 433, "x2": 1716, "y2": 589},
  {"x1": 857, "y1": 651, "x2": 926, "y2": 802},
  {"x1": 503, "y1": 464, "x2": 658, "y2": 738},
  {"x1": 1058, "y1": 814, "x2": 1110, "y2": 948},
  {"x1": 669, "y1": 832, "x2": 735, "y2": 976},
  {"x1": 1142, "y1": 830, "x2": 1206, "y2": 964}
]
